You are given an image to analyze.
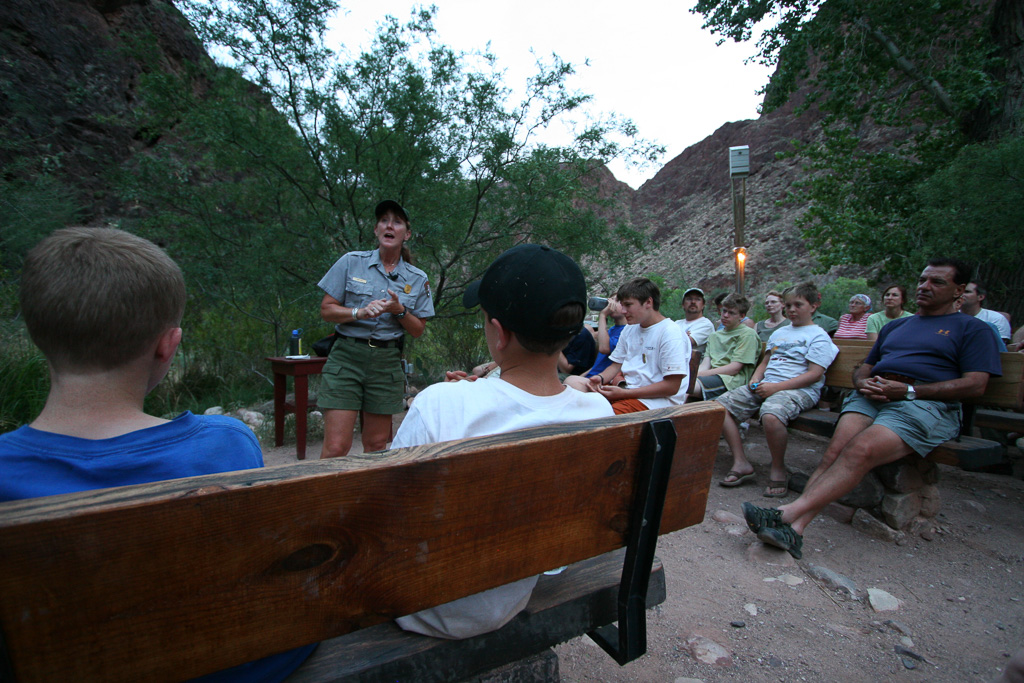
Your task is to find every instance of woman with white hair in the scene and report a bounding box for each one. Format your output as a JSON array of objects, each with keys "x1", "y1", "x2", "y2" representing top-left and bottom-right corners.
[{"x1": 834, "y1": 294, "x2": 872, "y2": 339}]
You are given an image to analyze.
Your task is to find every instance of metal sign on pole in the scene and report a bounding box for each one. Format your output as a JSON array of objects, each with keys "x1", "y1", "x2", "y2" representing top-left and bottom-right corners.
[{"x1": 729, "y1": 146, "x2": 749, "y2": 295}]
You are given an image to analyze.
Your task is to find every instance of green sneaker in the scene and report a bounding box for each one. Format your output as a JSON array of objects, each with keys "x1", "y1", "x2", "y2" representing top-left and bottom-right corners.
[
  {"x1": 757, "y1": 524, "x2": 803, "y2": 560},
  {"x1": 742, "y1": 501, "x2": 783, "y2": 534}
]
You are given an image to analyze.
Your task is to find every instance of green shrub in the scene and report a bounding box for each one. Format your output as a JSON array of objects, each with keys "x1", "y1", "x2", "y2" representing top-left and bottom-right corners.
[
  {"x1": 0, "y1": 327, "x2": 49, "y2": 433},
  {"x1": 409, "y1": 314, "x2": 489, "y2": 387},
  {"x1": 819, "y1": 278, "x2": 873, "y2": 320}
]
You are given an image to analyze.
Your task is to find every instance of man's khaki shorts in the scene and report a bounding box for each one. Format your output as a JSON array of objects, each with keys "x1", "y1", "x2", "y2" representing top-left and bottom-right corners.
[{"x1": 841, "y1": 393, "x2": 961, "y2": 456}]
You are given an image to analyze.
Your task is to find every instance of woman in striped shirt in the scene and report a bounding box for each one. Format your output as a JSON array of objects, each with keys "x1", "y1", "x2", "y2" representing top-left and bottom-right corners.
[{"x1": 834, "y1": 294, "x2": 871, "y2": 339}]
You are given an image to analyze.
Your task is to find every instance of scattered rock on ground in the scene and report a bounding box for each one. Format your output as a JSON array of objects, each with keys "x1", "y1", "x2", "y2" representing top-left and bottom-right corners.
[
  {"x1": 884, "y1": 619, "x2": 912, "y2": 636},
  {"x1": 236, "y1": 409, "x2": 266, "y2": 429},
  {"x1": 806, "y1": 564, "x2": 860, "y2": 599},
  {"x1": 746, "y1": 541, "x2": 798, "y2": 566},
  {"x1": 868, "y1": 588, "x2": 901, "y2": 612},
  {"x1": 712, "y1": 509, "x2": 744, "y2": 525},
  {"x1": 684, "y1": 635, "x2": 733, "y2": 667},
  {"x1": 851, "y1": 508, "x2": 907, "y2": 543},
  {"x1": 961, "y1": 500, "x2": 987, "y2": 514},
  {"x1": 826, "y1": 623, "x2": 870, "y2": 637},
  {"x1": 822, "y1": 502, "x2": 857, "y2": 523},
  {"x1": 764, "y1": 573, "x2": 803, "y2": 586},
  {"x1": 204, "y1": 406, "x2": 225, "y2": 415}
]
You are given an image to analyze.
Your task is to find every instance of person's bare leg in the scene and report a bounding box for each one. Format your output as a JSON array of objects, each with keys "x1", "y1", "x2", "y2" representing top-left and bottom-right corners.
[
  {"x1": 802, "y1": 411, "x2": 874, "y2": 491},
  {"x1": 564, "y1": 375, "x2": 591, "y2": 392},
  {"x1": 762, "y1": 414, "x2": 790, "y2": 494},
  {"x1": 780, "y1": 424, "x2": 914, "y2": 534},
  {"x1": 722, "y1": 412, "x2": 754, "y2": 479},
  {"x1": 321, "y1": 409, "x2": 358, "y2": 458},
  {"x1": 361, "y1": 411, "x2": 394, "y2": 453}
]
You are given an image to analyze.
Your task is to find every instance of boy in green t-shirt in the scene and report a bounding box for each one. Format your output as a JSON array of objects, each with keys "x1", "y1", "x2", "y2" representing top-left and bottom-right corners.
[{"x1": 690, "y1": 293, "x2": 760, "y2": 401}]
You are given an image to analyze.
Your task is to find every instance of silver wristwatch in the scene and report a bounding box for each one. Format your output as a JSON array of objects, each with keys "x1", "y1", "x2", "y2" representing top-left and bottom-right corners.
[{"x1": 905, "y1": 385, "x2": 917, "y2": 401}]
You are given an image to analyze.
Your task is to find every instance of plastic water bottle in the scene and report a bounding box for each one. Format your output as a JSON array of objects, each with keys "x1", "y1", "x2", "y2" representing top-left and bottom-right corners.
[{"x1": 289, "y1": 329, "x2": 303, "y2": 356}]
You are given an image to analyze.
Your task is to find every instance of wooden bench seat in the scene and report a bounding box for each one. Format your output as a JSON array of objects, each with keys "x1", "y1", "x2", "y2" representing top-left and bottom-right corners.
[
  {"x1": 288, "y1": 549, "x2": 665, "y2": 683},
  {"x1": 974, "y1": 407, "x2": 1024, "y2": 435},
  {"x1": 0, "y1": 403, "x2": 724, "y2": 682}
]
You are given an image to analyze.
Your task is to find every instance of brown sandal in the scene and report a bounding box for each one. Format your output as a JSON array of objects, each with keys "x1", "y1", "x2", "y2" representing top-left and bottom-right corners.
[
  {"x1": 720, "y1": 470, "x2": 756, "y2": 487},
  {"x1": 763, "y1": 478, "x2": 789, "y2": 498}
]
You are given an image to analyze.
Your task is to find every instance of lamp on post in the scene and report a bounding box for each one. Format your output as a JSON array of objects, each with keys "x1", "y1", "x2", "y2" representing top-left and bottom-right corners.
[
  {"x1": 729, "y1": 145, "x2": 749, "y2": 295},
  {"x1": 733, "y1": 246, "x2": 747, "y2": 296}
]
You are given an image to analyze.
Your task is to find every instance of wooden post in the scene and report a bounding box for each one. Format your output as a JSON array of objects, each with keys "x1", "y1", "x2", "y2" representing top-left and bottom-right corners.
[{"x1": 731, "y1": 176, "x2": 746, "y2": 294}]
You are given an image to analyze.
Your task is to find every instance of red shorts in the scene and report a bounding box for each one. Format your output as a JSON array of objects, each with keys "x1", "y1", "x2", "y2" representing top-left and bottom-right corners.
[{"x1": 611, "y1": 398, "x2": 648, "y2": 415}]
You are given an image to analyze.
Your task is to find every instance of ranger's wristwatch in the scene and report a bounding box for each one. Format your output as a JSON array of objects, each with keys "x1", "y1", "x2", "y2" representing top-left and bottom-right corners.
[
  {"x1": 394, "y1": 306, "x2": 408, "y2": 319},
  {"x1": 905, "y1": 385, "x2": 917, "y2": 401}
]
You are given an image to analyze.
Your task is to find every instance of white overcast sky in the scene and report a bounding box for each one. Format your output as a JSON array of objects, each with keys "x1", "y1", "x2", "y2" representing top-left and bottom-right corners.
[{"x1": 326, "y1": 1, "x2": 773, "y2": 189}]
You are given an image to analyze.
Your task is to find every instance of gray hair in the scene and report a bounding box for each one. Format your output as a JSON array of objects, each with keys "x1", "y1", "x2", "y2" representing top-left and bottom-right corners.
[{"x1": 850, "y1": 293, "x2": 872, "y2": 309}]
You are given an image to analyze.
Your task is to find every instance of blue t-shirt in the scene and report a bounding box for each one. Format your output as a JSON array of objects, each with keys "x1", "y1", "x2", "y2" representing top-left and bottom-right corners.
[
  {"x1": 586, "y1": 324, "x2": 625, "y2": 378},
  {"x1": 563, "y1": 327, "x2": 597, "y2": 375},
  {"x1": 0, "y1": 412, "x2": 317, "y2": 682},
  {"x1": 868, "y1": 312, "x2": 1002, "y2": 384}
]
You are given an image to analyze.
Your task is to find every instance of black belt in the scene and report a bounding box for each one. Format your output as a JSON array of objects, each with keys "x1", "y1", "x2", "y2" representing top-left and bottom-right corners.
[{"x1": 336, "y1": 332, "x2": 403, "y2": 350}]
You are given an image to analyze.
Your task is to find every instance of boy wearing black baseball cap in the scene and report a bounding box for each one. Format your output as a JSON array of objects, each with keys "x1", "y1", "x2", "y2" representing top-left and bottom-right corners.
[{"x1": 391, "y1": 244, "x2": 613, "y2": 639}]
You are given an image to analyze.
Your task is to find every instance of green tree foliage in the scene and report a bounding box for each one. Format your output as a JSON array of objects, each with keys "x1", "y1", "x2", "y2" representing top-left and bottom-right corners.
[
  {"x1": 129, "y1": 1, "x2": 661, "y2": 382},
  {"x1": 172, "y1": 1, "x2": 658, "y2": 311},
  {"x1": 91, "y1": 2, "x2": 660, "y2": 402},
  {"x1": 691, "y1": 0, "x2": 1023, "y2": 311},
  {"x1": 914, "y1": 135, "x2": 1024, "y2": 289}
]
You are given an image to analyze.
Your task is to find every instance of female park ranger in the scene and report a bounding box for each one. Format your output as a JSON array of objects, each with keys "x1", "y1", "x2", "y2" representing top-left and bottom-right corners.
[{"x1": 317, "y1": 200, "x2": 434, "y2": 457}]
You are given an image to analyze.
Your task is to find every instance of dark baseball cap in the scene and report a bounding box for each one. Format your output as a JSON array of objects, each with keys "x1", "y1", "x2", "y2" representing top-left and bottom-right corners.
[
  {"x1": 374, "y1": 199, "x2": 410, "y2": 224},
  {"x1": 463, "y1": 244, "x2": 587, "y2": 341}
]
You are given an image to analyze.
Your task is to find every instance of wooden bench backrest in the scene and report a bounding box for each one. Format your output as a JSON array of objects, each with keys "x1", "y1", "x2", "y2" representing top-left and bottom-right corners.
[
  {"x1": 0, "y1": 403, "x2": 724, "y2": 682},
  {"x1": 825, "y1": 341, "x2": 1024, "y2": 409}
]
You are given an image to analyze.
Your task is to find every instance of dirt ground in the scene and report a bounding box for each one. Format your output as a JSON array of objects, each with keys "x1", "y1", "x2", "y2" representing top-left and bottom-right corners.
[{"x1": 263, "y1": 417, "x2": 1024, "y2": 683}]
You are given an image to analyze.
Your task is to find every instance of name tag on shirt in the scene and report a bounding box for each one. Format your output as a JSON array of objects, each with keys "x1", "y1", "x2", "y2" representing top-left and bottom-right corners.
[{"x1": 351, "y1": 277, "x2": 367, "y2": 283}]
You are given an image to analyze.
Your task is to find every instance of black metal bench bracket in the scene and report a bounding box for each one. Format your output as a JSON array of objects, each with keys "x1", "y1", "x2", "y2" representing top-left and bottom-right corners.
[{"x1": 587, "y1": 418, "x2": 676, "y2": 665}]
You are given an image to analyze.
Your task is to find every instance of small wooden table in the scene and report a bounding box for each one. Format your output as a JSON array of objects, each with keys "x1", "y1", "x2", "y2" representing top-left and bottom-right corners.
[{"x1": 266, "y1": 356, "x2": 327, "y2": 459}]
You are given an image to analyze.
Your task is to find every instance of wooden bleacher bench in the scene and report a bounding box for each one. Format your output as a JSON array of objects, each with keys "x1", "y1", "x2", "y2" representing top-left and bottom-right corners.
[
  {"x1": 0, "y1": 403, "x2": 724, "y2": 683},
  {"x1": 789, "y1": 339, "x2": 1024, "y2": 470}
]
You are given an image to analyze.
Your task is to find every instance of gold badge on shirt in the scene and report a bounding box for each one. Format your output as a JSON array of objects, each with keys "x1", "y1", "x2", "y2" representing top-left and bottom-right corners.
[{"x1": 404, "y1": 284, "x2": 411, "y2": 294}]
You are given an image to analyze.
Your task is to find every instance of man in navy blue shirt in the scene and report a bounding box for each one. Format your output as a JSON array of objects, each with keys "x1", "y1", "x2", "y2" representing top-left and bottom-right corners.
[{"x1": 743, "y1": 258, "x2": 1003, "y2": 558}]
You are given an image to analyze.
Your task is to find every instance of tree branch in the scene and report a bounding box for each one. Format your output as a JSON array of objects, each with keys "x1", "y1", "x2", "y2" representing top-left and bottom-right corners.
[{"x1": 854, "y1": 17, "x2": 957, "y2": 117}]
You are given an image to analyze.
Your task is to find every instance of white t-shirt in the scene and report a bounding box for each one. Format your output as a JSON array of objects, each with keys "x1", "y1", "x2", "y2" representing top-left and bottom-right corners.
[
  {"x1": 677, "y1": 316, "x2": 715, "y2": 350},
  {"x1": 762, "y1": 323, "x2": 839, "y2": 402},
  {"x1": 975, "y1": 308, "x2": 1011, "y2": 341},
  {"x1": 392, "y1": 377, "x2": 613, "y2": 639},
  {"x1": 610, "y1": 318, "x2": 692, "y2": 409}
]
